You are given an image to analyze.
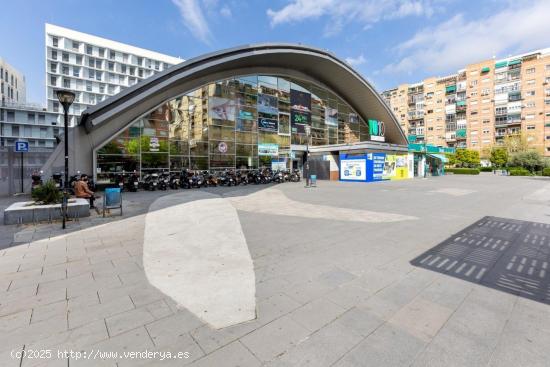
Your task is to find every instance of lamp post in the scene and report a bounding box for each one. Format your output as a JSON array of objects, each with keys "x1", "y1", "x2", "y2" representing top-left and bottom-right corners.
[
  {"x1": 56, "y1": 90, "x2": 75, "y2": 229},
  {"x1": 304, "y1": 125, "x2": 311, "y2": 187}
]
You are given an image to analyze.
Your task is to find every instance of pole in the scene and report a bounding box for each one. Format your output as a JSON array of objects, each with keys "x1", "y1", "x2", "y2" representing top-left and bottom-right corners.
[
  {"x1": 62, "y1": 107, "x2": 68, "y2": 229},
  {"x1": 20, "y1": 151, "x2": 24, "y2": 193}
]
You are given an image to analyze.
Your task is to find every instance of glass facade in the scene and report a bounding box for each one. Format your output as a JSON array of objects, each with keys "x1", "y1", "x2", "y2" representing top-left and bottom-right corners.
[{"x1": 95, "y1": 74, "x2": 373, "y2": 182}]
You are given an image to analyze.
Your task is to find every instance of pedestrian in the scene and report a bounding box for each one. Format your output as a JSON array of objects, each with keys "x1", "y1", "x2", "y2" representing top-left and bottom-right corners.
[{"x1": 74, "y1": 174, "x2": 96, "y2": 209}]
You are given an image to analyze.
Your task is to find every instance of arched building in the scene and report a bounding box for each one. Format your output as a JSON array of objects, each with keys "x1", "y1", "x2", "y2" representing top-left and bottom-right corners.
[{"x1": 43, "y1": 44, "x2": 410, "y2": 183}]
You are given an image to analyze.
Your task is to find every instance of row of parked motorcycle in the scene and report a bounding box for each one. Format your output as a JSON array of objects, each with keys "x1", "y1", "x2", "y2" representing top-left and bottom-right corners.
[{"x1": 113, "y1": 168, "x2": 301, "y2": 192}]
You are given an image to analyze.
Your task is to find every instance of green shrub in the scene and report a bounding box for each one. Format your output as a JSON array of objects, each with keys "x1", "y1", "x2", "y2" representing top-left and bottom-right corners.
[
  {"x1": 480, "y1": 167, "x2": 493, "y2": 172},
  {"x1": 508, "y1": 168, "x2": 532, "y2": 176},
  {"x1": 31, "y1": 180, "x2": 63, "y2": 204},
  {"x1": 445, "y1": 168, "x2": 480, "y2": 175},
  {"x1": 543, "y1": 168, "x2": 550, "y2": 176}
]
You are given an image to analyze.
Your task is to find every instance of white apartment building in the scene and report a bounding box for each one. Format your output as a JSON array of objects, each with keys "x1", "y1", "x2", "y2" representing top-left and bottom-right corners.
[
  {"x1": 0, "y1": 58, "x2": 26, "y2": 105},
  {"x1": 45, "y1": 23, "x2": 182, "y2": 126}
]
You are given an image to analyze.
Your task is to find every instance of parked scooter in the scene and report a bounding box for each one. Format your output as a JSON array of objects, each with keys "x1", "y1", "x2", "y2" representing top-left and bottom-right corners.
[
  {"x1": 158, "y1": 172, "x2": 170, "y2": 190},
  {"x1": 180, "y1": 169, "x2": 193, "y2": 189},
  {"x1": 205, "y1": 171, "x2": 218, "y2": 187},
  {"x1": 126, "y1": 171, "x2": 140, "y2": 192},
  {"x1": 169, "y1": 172, "x2": 180, "y2": 189},
  {"x1": 272, "y1": 170, "x2": 284, "y2": 183},
  {"x1": 290, "y1": 169, "x2": 301, "y2": 182},
  {"x1": 52, "y1": 173, "x2": 63, "y2": 189},
  {"x1": 143, "y1": 173, "x2": 159, "y2": 191},
  {"x1": 114, "y1": 173, "x2": 125, "y2": 191},
  {"x1": 31, "y1": 170, "x2": 43, "y2": 192}
]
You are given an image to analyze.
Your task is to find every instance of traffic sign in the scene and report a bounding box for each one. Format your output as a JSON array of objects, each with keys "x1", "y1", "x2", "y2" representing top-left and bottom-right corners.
[{"x1": 15, "y1": 141, "x2": 29, "y2": 152}]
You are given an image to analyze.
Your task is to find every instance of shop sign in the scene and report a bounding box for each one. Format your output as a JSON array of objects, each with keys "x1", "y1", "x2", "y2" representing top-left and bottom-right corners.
[
  {"x1": 368, "y1": 119, "x2": 385, "y2": 142},
  {"x1": 149, "y1": 137, "x2": 160, "y2": 152},
  {"x1": 258, "y1": 117, "x2": 278, "y2": 132},
  {"x1": 258, "y1": 143, "x2": 279, "y2": 156},
  {"x1": 218, "y1": 141, "x2": 228, "y2": 153}
]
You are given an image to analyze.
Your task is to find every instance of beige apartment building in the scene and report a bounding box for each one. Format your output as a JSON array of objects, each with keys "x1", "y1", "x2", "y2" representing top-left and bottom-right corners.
[{"x1": 382, "y1": 48, "x2": 550, "y2": 157}]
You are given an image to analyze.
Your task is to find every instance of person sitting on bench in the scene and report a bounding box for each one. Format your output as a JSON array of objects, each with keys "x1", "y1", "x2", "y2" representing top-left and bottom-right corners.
[{"x1": 74, "y1": 174, "x2": 96, "y2": 209}]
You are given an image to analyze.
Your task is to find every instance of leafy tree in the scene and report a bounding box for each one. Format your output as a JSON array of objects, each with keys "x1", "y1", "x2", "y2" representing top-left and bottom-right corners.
[
  {"x1": 503, "y1": 133, "x2": 529, "y2": 154},
  {"x1": 445, "y1": 152, "x2": 457, "y2": 167},
  {"x1": 508, "y1": 150, "x2": 544, "y2": 173},
  {"x1": 489, "y1": 148, "x2": 508, "y2": 168},
  {"x1": 454, "y1": 149, "x2": 480, "y2": 168}
]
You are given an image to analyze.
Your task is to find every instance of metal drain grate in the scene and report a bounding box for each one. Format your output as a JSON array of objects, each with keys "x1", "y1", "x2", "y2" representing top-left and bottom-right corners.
[{"x1": 411, "y1": 216, "x2": 550, "y2": 304}]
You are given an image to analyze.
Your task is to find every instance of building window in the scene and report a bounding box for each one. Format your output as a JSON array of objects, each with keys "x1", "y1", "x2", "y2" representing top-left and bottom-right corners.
[
  {"x1": 62, "y1": 52, "x2": 69, "y2": 62},
  {"x1": 526, "y1": 90, "x2": 535, "y2": 97},
  {"x1": 526, "y1": 67, "x2": 536, "y2": 74},
  {"x1": 51, "y1": 50, "x2": 57, "y2": 60},
  {"x1": 527, "y1": 125, "x2": 536, "y2": 130},
  {"x1": 96, "y1": 59, "x2": 102, "y2": 69},
  {"x1": 98, "y1": 48, "x2": 105, "y2": 58},
  {"x1": 86, "y1": 45, "x2": 93, "y2": 55},
  {"x1": 123, "y1": 54, "x2": 128, "y2": 63},
  {"x1": 63, "y1": 78, "x2": 70, "y2": 88},
  {"x1": 109, "y1": 50, "x2": 115, "y2": 60},
  {"x1": 72, "y1": 41, "x2": 79, "y2": 50},
  {"x1": 52, "y1": 37, "x2": 58, "y2": 47},
  {"x1": 6, "y1": 111, "x2": 14, "y2": 122},
  {"x1": 50, "y1": 76, "x2": 57, "y2": 86},
  {"x1": 50, "y1": 63, "x2": 57, "y2": 73},
  {"x1": 121, "y1": 64, "x2": 127, "y2": 74},
  {"x1": 38, "y1": 114, "x2": 45, "y2": 123},
  {"x1": 73, "y1": 67, "x2": 80, "y2": 78},
  {"x1": 86, "y1": 81, "x2": 92, "y2": 92},
  {"x1": 526, "y1": 101, "x2": 535, "y2": 108},
  {"x1": 27, "y1": 113, "x2": 35, "y2": 122},
  {"x1": 52, "y1": 102, "x2": 59, "y2": 112},
  {"x1": 99, "y1": 84, "x2": 105, "y2": 93},
  {"x1": 76, "y1": 55, "x2": 82, "y2": 65},
  {"x1": 62, "y1": 65, "x2": 69, "y2": 75},
  {"x1": 89, "y1": 69, "x2": 95, "y2": 79},
  {"x1": 108, "y1": 62, "x2": 114, "y2": 71},
  {"x1": 12, "y1": 126, "x2": 19, "y2": 136}
]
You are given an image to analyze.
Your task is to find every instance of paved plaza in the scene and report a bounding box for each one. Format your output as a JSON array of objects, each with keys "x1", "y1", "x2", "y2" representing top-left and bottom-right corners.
[{"x1": 2, "y1": 174, "x2": 550, "y2": 366}]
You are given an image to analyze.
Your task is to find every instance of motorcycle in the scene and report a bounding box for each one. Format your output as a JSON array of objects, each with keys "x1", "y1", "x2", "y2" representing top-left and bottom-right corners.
[
  {"x1": 237, "y1": 170, "x2": 249, "y2": 185},
  {"x1": 180, "y1": 169, "x2": 193, "y2": 189},
  {"x1": 290, "y1": 169, "x2": 301, "y2": 182},
  {"x1": 191, "y1": 170, "x2": 207, "y2": 188},
  {"x1": 169, "y1": 172, "x2": 180, "y2": 189},
  {"x1": 158, "y1": 172, "x2": 170, "y2": 190},
  {"x1": 272, "y1": 170, "x2": 284, "y2": 183},
  {"x1": 114, "y1": 173, "x2": 125, "y2": 191},
  {"x1": 143, "y1": 173, "x2": 159, "y2": 191},
  {"x1": 31, "y1": 170, "x2": 43, "y2": 192},
  {"x1": 205, "y1": 171, "x2": 218, "y2": 187},
  {"x1": 52, "y1": 173, "x2": 63, "y2": 189},
  {"x1": 126, "y1": 171, "x2": 140, "y2": 192}
]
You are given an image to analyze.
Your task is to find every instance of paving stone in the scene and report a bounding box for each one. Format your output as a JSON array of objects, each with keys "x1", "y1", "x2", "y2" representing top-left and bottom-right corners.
[
  {"x1": 240, "y1": 315, "x2": 310, "y2": 362},
  {"x1": 266, "y1": 319, "x2": 363, "y2": 367},
  {"x1": 335, "y1": 307, "x2": 384, "y2": 337},
  {"x1": 31, "y1": 300, "x2": 67, "y2": 324},
  {"x1": 316, "y1": 268, "x2": 357, "y2": 288},
  {"x1": 189, "y1": 341, "x2": 260, "y2": 367},
  {"x1": 0, "y1": 315, "x2": 68, "y2": 352},
  {"x1": 323, "y1": 283, "x2": 373, "y2": 309},
  {"x1": 145, "y1": 311, "x2": 204, "y2": 348},
  {"x1": 0, "y1": 309, "x2": 32, "y2": 333},
  {"x1": 68, "y1": 295, "x2": 135, "y2": 329},
  {"x1": 334, "y1": 323, "x2": 426, "y2": 367},
  {"x1": 140, "y1": 299, "x2": 174, "y2": 320},
  {"x1": 0, "y1": 288, "x2": 66, "y2": 317},
  {"x1": 106, "y1": 307, "x2": 155, "y2": 337},
  {"x1": 289, "y1": 298, "x2": 347, "y2": 332}
]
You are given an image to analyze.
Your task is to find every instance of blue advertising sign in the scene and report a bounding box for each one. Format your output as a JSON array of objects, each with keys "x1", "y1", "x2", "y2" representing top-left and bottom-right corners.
[
  {"x1": 371, "y1": 153, "x2": 385, "y2": 181},
  {"x1": 15, "y1": 141, "x2": 29, "y2": 152}
]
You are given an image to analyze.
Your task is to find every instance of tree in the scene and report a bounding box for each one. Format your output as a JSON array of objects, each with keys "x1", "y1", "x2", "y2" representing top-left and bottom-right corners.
[
  {"x1": 508, "y1": 150, "x2": 544, "y2": 173},
  {"x1": 503, "y1": 132, "x2": 529, "y2": 154},
  {"x1": 489, "y1": 148, "x2": 508, "y2": 168},
  {"x1": 454, "y1": 149, "x2": 480, "y2": 168}
]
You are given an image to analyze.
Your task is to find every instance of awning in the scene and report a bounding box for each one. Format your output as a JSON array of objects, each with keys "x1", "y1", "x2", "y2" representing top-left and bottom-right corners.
[
  {"x1": 495, "y1": 61, "x2": 508, "y2": 68},
  {"x1": 427, "y1": 153, "x2": 448, "y2": 163},
  {"x1": 481, "y1": 67, "x2": 490, "y2": 73},
  {"x1": 508, "y1": 59, "x2": 522, "y2": 66}
]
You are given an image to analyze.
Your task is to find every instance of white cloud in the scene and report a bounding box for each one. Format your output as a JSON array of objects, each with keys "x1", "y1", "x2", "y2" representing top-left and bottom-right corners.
[
  {"x1": 345, "y1": 54, "x2": 366, "y2": 66},
  {"x1": 220, "y1": 5, "x2": 232, "y2": 18},
  {"x1": 267, "y1": 0, "x2": 440, "y2": 35},
  {"x1": 382, "y1": 0, "x2": 550, "y2": 75},
  {"x1": 172, "y1": 0, "x2": 212, "y2": 44}
]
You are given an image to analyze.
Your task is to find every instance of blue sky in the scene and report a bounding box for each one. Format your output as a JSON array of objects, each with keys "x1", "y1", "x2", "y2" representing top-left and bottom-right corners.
[{"x1": 1, "y1": 0, "x2": 550, "y2": 105}]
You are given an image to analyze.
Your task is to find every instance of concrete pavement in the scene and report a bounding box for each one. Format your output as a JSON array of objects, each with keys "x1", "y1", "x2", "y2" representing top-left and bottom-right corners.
[{"x1": 1, "y1": 174, "x2": 550, "y2": 366}]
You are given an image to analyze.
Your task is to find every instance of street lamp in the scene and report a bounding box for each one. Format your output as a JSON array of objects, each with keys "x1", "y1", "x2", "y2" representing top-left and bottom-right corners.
[
  {"x1": 56, "y1": 90, "x2": 75, "y2": 229},
  {"x1": 305, "y1": 125, "x2": 311, "y2": 187}
]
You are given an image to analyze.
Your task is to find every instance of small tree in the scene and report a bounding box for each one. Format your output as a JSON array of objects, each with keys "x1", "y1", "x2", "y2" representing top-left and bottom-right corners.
[
  {"x1": 503, "y1": 132, "x2": 529, "y2": 154},
  {"x1": 489, "y1": 148, "x2": 508, "y2": 168},
  {"x1": 32, "y1": 180, "x2": 63, "y2": 204},
  {"x1": 454, "y1": 149, "x2": 480, "y2": 168},
  {"x1": 508, "y1": 150, "x2": 544, "y2": 173}
]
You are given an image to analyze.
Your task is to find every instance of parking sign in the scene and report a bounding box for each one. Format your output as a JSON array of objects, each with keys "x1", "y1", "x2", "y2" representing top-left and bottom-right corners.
[{"x1": 15, "y1": 141, "x2": 29, "y2": 152}]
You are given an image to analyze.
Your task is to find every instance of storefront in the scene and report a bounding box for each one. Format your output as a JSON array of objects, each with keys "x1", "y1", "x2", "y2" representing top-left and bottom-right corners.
[
  {"x1": 408, "y1": 144, "x2": 454, "y2": 177},
  {"x1": 41, "y1": 44, "x2": 409, "y2": 182}
]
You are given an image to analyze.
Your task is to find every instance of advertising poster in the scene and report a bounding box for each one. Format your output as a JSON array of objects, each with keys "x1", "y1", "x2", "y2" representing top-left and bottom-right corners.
[
  {"x1": 258, "y1": 116, "x2": 278, "y2": 132},
  {"x1": 393, "y1": 155, "x2": 409, "y2": 180},
  {"x1": 271, "y1": 159, "x2": 287, "y2": 171},
  {"x1": 208, "y1": 97, "x2": 235, "y2": 121},
  {"x1": 325, "y1": 107, "x2": 338, "y2": 127},
  {"x1": 290, "y1": 89, "x2": 311, "y2": 134},
  {"x1": 349, "y1": 113, "x2": 359, "y2": 124},
  {"x1": 372, "y1": 153, "x2": 386, "y2": 181},
  {"x1": 238, "y1": 109, "x2": 254, "y2": 120},
  {"x1": 258, "y1": 143, "x2": 279, "y2": 156},
  {"x1": 340, "y1": 158, "x2": 367, "y2": 181},
  {"x1": 383, "y1": 155, "x2": 396, "y2": 180},
  {"x1": 257, "y1": 93, "x2": 278, "y2": 115}
]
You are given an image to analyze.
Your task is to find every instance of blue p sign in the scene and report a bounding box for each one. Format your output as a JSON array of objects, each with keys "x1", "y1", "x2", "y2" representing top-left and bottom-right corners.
[{"x1": 15, "y1": 141, "x2": 29, "y2": 152}]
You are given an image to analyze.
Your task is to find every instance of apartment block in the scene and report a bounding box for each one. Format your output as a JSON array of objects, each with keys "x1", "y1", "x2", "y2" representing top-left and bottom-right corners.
[
  {"x1": 0, "y1": 58, "x2": 26, "y2": 105},
  {"x1": 382, "y1": 47, "x2": 550, "y2": 157},
  {"x1": 45, "y1": 23, "x2": 182, "y2": 126}
]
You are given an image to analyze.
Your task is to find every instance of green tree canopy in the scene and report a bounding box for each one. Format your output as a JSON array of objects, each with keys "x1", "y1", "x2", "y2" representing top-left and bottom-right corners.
[
  {"x1": 508, "y1": 150, "x2": 545, "y2": 173},
  {"x1": 454, "y1": 149, "x2": 480, "y2": 168},
  {"x1": 489, "y1": 148, "x2": 508, "y2": 168}
]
